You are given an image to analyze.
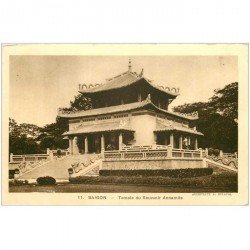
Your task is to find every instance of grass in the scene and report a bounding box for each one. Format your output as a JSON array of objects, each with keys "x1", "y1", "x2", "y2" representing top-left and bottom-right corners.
[{"x1": 9, "y1": 171, "x2": 237, "y2": 193}]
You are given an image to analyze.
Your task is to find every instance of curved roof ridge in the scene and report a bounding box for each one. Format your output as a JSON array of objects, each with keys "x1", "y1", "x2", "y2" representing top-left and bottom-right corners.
[{"x1": 58, "y1": 99, "x2": 198, "y2": 121}]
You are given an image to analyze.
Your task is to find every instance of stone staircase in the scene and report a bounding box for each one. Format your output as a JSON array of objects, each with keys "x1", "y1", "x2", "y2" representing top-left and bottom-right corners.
[
  {"x1": 17, "y1": 154, "x2": 102, "y2": 181},
  {"x1": 204, "y1": 158, "x2": 238, "y2": 173}
]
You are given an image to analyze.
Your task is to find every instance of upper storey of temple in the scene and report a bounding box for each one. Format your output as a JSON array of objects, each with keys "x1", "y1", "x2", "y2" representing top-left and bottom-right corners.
[{"x1": 78, "y1": 60, "x2": 180, "y2": 111}]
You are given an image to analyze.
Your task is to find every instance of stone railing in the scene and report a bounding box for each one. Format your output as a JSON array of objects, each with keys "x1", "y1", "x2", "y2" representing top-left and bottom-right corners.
[
  {"x1": 10, "y1": 153, "x2": 51, "y2": 163},
  {"x1": 68, "y1": 154, "x2": 102, "y2": 177},
  {"x1": 202, "y1": 148, "x2": 238, "y2": 169},
  {"x1": 9, "y1": 148, "x2": 70, "y2": 163},
  {"x1": 49, "y1": 149, "x2": 70, "y2": 157},
  {"x1": 103, "y1": 145, "x2": 202, "y2": 161}
]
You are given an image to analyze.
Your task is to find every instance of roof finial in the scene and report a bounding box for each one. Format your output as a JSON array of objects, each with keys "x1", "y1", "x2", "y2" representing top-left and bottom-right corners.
[
  {"x1": 139, "y1": 68, "x2": 144, "y2": 77},
  {"x1": 128, "y1": 58, "x2": 132, "y2": 72}
]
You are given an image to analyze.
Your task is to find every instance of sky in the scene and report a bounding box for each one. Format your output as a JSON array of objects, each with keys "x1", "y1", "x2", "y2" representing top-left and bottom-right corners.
[{"x1": 10, "y1": 55, "x2": 238, "y2": 126}]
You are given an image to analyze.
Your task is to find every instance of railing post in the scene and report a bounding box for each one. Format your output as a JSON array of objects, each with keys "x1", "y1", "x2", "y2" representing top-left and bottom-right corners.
[
  {"x1": 235, "y1": 152, "x2": 238, "y2": 159},
  {"x1": 205, "y1": 148, "x2": 208, "y2": 156},
  {"x1": 219, "y1": 150, "x2": 223, "y2": 157},
  {"x1": 167, "y1": 145, "x2": 172, "y2": 158},
  {"x1": 10, "y1": 153, "x2": 13, "y2": 163},
  {"x1": 14, "y1": 169, "x2": 20, "y2": 181},
  {"x1": 101, "y1": 148, "x2": 105, "y2": 159},
  {"x1": 199, "y1": 148, "x2": 203, "y2": 158},
  {"x1": 46, "y1": 148, "x2": 50, "y2": 155},
  {"x1": 49, "y1": 151, "x2": 54, "y2": 161}
]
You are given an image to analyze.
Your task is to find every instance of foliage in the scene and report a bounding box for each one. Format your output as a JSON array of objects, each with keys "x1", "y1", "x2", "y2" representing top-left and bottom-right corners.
[
  {"x1": 61, "y1": 94, "x2": 92, "y2": 112},
  {"x1": 173, "y1": 82, "x2": 238, "y2": 152},
  {"x1": 9, "y1": 91, "x2": 92, "y2": 155},
  {"x1": 9, "y1": 179, "x2": 29, "y2": 186},
  {"x1": 37, "y1": 176, "x2": 56, "y2": 185},
  {"x1": 99, "y1": 168, "x2": 213, "y2": 178},
  {"x1": 208, "y1": 148, "x2": 220, "y2": 156},
  {"x1": 210, "y1": 82, "x2": 238, "y2": 121},
  {"x1": 38, "y1": 117, "x2": 69, "y2": 150},
  {"x1": 69, "y1": 171, "x2": 237, "y2": 191}
]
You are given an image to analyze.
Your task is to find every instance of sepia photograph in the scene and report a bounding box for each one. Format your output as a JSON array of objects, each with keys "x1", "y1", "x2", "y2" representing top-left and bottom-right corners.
[{"x1": 1, "y1": 44, "x2": 248, "y2": 205}]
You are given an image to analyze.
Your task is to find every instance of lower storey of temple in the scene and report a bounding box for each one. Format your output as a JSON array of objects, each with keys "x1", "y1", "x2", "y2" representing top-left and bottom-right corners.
[{"x1": 67, "y1": 131, "x2": 200, "y2": 155}]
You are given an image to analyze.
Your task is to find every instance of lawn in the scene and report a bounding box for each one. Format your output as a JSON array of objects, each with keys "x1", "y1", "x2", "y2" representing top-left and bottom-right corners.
[{"x1": 9, "y1": 171, "x2": 237, "y2": 193}]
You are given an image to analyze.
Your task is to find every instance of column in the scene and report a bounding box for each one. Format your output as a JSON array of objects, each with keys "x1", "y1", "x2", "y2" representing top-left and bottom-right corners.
[
  {"x1": 170, "y1": 133, "x2": 174, "y2": 147},
  {"x1": 69, "y1": 137, "x2": 73, "y2": 155},
  {"x1": 195, "y1": 137, "x2": 198, "y2": 150},
  {"x1": 179, "y1": 135, "x2": 183, "y2": 149},
  {"x1": 138, "y1": 93, "x2": 142, "y2": 102},
  {"x1": 72, "y1": 136, "x2": 79, "y2": 155},
  {"x1": 119, "y1": 133, "x2": 123, "y2": 150},
  {"x1": 84, "y1": 136, "x2": 89, "y2": 154},
  {"x1": 101, "y1": 134, "x2": 105, "y2": 151}
]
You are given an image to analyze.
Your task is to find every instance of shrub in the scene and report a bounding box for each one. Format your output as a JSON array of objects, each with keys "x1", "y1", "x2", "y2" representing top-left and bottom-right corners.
[
  {"x1": 213, "y1": 149, "x2": 220, "y2": 156},
  {"x1": 68, "y1": 168, "x2": 74, "y2": 175},
  {"x1": 208, "y1": 148, "x2": 214, "y2": 155},
  {"x1": 37, "y1": 176, "x2": 56, "y2": 185},
  {"x1": 56, "y1": 149, "x2": 62, "y2": 157},
  {"x1": 69, "y1": 171, "x2": 237, "y2": 191},
  {"x1": 9, "y1": 179, "x2": 29, "y2": 186},
  {"x1": 99, "y1": 168, "x2": 213, "y2": 178}
]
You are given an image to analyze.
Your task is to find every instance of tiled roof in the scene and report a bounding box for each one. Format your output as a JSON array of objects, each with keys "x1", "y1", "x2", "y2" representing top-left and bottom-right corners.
[
  {"x1": 58, "y1": 100, "x2": 150, "y2": 118},
  {"x1": 63, "y1": 120, "x2": 134, "y2": 136},
  {"x1": 79, "y1": 71, "x2": 179, "y2": 97},
  {"x1": 155, "y1": 120, "x2": 203, "y2": 136},
  {"x1": 58, "y1": 100, "x2": 198, "y2": 121}
]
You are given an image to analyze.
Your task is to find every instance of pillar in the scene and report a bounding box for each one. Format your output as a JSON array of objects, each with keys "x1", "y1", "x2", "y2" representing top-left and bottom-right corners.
[
  {"x1": 84, "y1": 136, "x2": 89, "y2": 154},
  {"x1": 138, "y1": 93, "x2": 142, "y2": 102},
  {"x1": 72, "y1": 136, "x2": 79, "y2": 155},
  {"x1": 119, "y1": 133, "x2": 123, "y2": 150},
  {"x1": 195, "y1": 138, "x2": 198, "y2": 150},
  {"x1": 170, "y1": 133, "x2": 174, "y2": 147},
  {"x1": 101, "y1": 134, "x2": 105, "y2": 151},
  {"x1": 69, "y1": 137, "x2": 73, "y2": 155},
  {"x1": 179, "y1": 135, "x2": 183, "y2": 149}
]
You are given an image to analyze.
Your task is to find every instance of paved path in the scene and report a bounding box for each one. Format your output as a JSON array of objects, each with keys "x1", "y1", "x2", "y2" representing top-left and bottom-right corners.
[{"x1": 9, "y1": 183, "x2": 236, "y2": 193}]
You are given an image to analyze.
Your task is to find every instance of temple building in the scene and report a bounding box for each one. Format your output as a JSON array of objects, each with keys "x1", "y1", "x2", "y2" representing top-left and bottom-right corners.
[{"x1": 58, "y1": 60, "x2": 203, "y2": 155}]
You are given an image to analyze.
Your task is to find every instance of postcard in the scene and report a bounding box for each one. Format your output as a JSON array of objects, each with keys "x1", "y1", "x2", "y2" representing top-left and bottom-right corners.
[{"x1": 1, "y1": 44, "x2": 248, "y2": 205}]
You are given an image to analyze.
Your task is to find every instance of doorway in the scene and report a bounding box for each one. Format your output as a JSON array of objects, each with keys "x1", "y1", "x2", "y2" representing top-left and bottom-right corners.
[{"x1": 88, "y1": 134, "x2": 101, "y2": 153}]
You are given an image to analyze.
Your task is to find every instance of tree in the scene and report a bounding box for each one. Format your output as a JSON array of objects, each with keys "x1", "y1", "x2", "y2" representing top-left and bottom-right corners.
[
  {"x1": 38, "y1": 117, "x2": 69, "y2": 150},
  {"x1": 210, "y1": 82, "x2": 238, "y2": 122},
  {"x1": 173, "y1": 82, "x2": 238, "y2": 152},
  {"x1": 9, "y1": 93, "x2": 92, "y2": 155},
  {"x1": 62, "y1": 94, "x2": 92, "y2": 112},
  {"x1": 9, "y1": 119, "x2": 43, "y2": 155}
]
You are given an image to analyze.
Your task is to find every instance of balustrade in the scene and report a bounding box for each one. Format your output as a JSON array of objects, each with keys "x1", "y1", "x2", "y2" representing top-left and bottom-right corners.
[{"x1": 104, "y1": 144, "x2": 202, "y2": 161}]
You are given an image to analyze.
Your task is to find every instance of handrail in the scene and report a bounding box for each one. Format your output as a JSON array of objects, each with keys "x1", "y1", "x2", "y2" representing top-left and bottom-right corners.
[{"x1": 104, "y1": 145, "x2": 202, "y2": 161}]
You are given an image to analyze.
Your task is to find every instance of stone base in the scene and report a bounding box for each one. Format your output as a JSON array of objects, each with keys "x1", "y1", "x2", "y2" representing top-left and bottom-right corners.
[{"x1": 102, "y1": 158, "x2": 205, "y2": 170}]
